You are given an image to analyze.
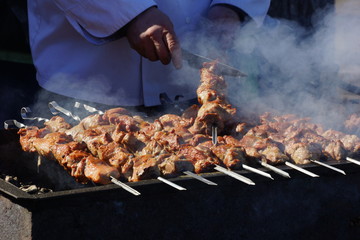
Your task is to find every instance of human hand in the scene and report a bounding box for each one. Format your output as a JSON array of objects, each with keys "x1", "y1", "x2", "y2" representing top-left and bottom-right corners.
[{"x1": 126, "y1": 7, "x2": 182, "y2": 69}]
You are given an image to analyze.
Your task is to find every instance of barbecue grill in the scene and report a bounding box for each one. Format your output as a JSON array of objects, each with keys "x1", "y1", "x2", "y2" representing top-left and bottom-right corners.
[{"x1": 2, "y1": 128, "x2": 360, "y2": 240}]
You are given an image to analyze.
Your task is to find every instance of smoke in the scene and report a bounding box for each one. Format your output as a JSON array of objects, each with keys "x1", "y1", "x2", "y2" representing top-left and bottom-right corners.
[{"x1": 214, "y1": 2, "x2": 360, "y2": 129}]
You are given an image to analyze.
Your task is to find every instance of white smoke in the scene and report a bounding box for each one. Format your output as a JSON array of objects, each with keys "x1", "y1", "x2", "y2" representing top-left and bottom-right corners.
[{"x1": 217, "y1": 2, "x2": 360, "y2": 129}]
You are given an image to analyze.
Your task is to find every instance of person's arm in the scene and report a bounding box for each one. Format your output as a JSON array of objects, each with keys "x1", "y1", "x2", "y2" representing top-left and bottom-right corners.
[
  {"x1": 53, "y1": 0, "x2": 157, "y2": 43},
  {"x1": 53, "y1": 1, "x2": 181, "y2": 68}
]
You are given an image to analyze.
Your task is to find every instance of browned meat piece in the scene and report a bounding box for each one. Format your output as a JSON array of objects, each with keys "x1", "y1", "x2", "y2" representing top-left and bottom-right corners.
[
  {"x1": 223, "y1": 135, "x2": 287, "y2": 165},
  {"x1": 139, "y1": 139, "x2": 169, "y2": 156},
  {"x1": 32, "y1": 132, "x2": 73, "y2": 159},
  {"x1": 102, "y1": 107, "x2": 132, "y2": 123},
  {"x1": 197, "y1": 85, "x2": 226, "y2": 105},
  {"x1": 344, "y1": 113, "x2": 360, "y2": 134},
  {"x1": 189, "y1": 101, "x2": 237, "y2": 135},
  {"x1": 18, "y1": 126, "x2": 51, "y2": 152},
  {"x1": 245, "y1": 124, "x2": 274, "y2": 138},
  {"x1": 158, "y1": 154, "x2": 194, "y2": 177},
  {"x1": 188, "y1": 134, "x2": 212, "y2": 146},
  {"x1": 76, "y1": 128, "x2": 113, "y2": 156},
  {"x1": 240, "y1": 135, "x2": 288, "y2": 164},
  {"x1": 284, "y1": 142, "x2": 322, "y2": 164},
  {"x1": 96, "y1": 142, "x2": 133, "y2": 168},
  {"x1": 110, "y1": 115, "x2": 141, "y2": 132},
  {"x1": 152, "y1": 131, "x2": 185, "y2": 151},
  {"x1": 182, "y1": 104, "x2": 200, "y2": 120},
  {"x1": 211, "y1": 144, "x2": 247, "y2": 169},
  {"x1": 171, "y1": 126, "x2": 194, "y2": 143},
  {"x1": 130, "y1": 154, "x2": 162, "y2": 182},
  {"x1": 323, "y1": 140, "x2": 348, "y2": 161},
  {"x1": 199, "y1": 61, "x2": 227, "y2": 91},
  {"x1": 84, "y1": 154, "x2": 120, "y2": 184},
  {"x1": 19, "y1": 125, "x2": 120, "y2": 184},
  {"x1": 81, "y1": 114, "x2": 108, "y2": 129},
  {"x1": 116, "y1": 132, "x2": 150, "y2": 153},
  {"x1": 52, "y1": 141, "x2": 88, "y2": 163},
  {"x1": 63, "y1": 150, "x2": 89, "y2": 183},
  {"x1": 44, "y1": 116, "x2": 72, "y2": 132},
  {"x1": 158, "y1": 114, "x2": 193, "y2": 131},
  {"x1": 140, "y1": 119, "x2": 163, "y2": 136},
  {"x1": 322, "y1": 129, "x2": 360, "y2": 152},
  {"x1": 260, "y1": 146, "x2": 289, "y2": 165},
  {"x1": 233, "y1": 122, "x2": 249, "y2": 138},
  {"x1": 177, "y1": 145, "x2": 220, "y2": 173}
]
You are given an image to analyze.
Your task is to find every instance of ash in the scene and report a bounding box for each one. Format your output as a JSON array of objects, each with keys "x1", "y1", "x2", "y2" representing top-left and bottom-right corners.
[{"x1": 1, "y1": 173, "x2": 53, "y2": 194}]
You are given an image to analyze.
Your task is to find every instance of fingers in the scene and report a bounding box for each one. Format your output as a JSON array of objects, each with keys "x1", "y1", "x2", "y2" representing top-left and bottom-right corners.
[
  {"x1": 164, "y1": 31, "x2": 182, "y2": 69},
  {"x1": 125, "y1": 7, "x2": 181, "y2": 68},
  {"x1": 150, "y1": 27, "x2": 171, "y2": 64}
]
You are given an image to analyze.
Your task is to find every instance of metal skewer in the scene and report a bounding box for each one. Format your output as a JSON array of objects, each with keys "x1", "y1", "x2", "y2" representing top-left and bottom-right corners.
[
  {"x1": 214, "y1": 165, "x2": 255, "y2": 185},
  {"x1": 260, "y1": 161, "x2": 291, "y2": 178},
  {"x1": 310, "y1": 160, "x2": 346, "y2": 175},
  {"x1": 48, "y1": 101, "x2": 81, "y2": 122},
  {"x1": 74, "y1": 102, "x2": 104, "y2": 115},
  {"x1": 285, "y1": 161, "x2": 320, "y2": 178},
  {"x1": 183, "y1": 171, "x2": 218, "y2": 185},
  {"x1": 212, "y1": 125, "x2": 218, "y2": 145},
  {"x1": 21, "y1": 107, "x2": 49, "y2": 122},
  {"x1": 157, "y1": 177, "x2": 187, "y2": 190},
  {"x1": 346, "y1": 157, "x2": 360, "y2": 166},
  {"x1": 242, "y1": 164, "x2": 274, "y2": 180},
  {"x1": 4, "y1": 119, "x2": 26, "y2": 129},
  {"x1": 110, "y1": 176, "x2": 141, "y2": 196}
]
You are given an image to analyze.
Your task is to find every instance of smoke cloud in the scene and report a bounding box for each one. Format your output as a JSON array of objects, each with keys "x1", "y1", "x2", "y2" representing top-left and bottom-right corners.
[{"x1": 180, "y1": 2, "x2": 360, "y2": 130}]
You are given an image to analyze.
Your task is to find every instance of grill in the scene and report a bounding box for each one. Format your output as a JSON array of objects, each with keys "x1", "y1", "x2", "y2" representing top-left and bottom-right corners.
[{"x1": 2, "y1": 129, "x2": 360, "y2": 240}]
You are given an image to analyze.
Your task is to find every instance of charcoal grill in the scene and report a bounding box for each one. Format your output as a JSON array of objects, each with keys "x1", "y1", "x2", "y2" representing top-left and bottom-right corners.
[{"x1": 2, "y1": 129, "x2": 360, "y2": 240}]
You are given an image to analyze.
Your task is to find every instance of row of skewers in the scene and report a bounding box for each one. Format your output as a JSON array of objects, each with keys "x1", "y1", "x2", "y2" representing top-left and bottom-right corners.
[{"x1": 7, "y1": 61, "x2": 360, "y2": 196}]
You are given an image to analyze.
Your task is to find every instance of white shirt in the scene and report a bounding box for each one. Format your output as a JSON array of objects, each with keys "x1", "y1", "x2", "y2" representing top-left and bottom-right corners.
[{"x1": 28, "y1": 0, "x2": 270, "y2": 106}]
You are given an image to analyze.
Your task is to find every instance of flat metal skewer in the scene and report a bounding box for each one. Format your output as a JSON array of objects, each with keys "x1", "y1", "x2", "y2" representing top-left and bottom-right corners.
[
  {"x1": 183, "y1": 171, "x2": 218, "y2": 185},
  {"x1": 260, "y1": 161, "x2": 291, "y2": 178},
  {"x1": 4, "y1": 119, "x2": 26, "y2": 129},
  {"x1": 310, "y1": 160, "x2": 346, "y2": 175},
  {"x1": 346, "y1": 157, "x2": 360, "y2": 166},
  {"x1": 212, "y1": 126, "x2": 218, "y2": 145},
  {"x1": 242, "y1": 164, "x2": 274, "y2": 180},
  {"x1": 214, "y1": 165, "x2": 255, "y2": 185},
  {"x1": 21, "y1": 107, "x2": 49, "y2": 122},
  {"x1": 110, "y1": 176, "x2": 141, "y2": 196},
  {"x1": 74, "y1": 102, "x2": 104, "y2": 115},
  {"x1": 157, "y1": 177, "x2": 187, "y2": 190},
  {"x1": 48, "y1": 101, "x2": 81, "y2": 122},
  {"x1": 285, "y1": 161, "x2": 319, "y2": 178}
]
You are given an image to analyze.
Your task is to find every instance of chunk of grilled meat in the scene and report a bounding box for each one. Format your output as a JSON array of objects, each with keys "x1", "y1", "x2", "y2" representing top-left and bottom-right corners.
[
  {"x1": 177, "y1": 145, "x2": 220, "y2": 173},
  {"x1": 19, "y1": 128, "x2": 120, "y2": 184},
  {"x1": 44, "y1": 116, "x2": 72, "y2": 132}
]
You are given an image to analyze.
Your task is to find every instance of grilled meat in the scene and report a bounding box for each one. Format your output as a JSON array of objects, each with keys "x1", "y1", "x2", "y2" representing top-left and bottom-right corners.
[{"x1": 17, "y1": 61, "x2": 360, "y2": 185}]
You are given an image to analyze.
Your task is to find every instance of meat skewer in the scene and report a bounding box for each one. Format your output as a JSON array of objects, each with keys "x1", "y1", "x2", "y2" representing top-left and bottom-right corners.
[
  {"x1": 15, "y1": 60, "x2": 360, "y2": 187},
  {"x1": 242, "y1": 164, "x2": 274, "y2": 180},
  {"x1": 183, "y1": 171, "x2": 218, "y2": 185},
  {"x1": 309, "y1": 160, "x2": 346, "y2": 175},
  {"x1": 157, "y1": 176, "x2": 186, "y2": 190},
  {"x1": 110, "y1": 176, "x2": 141, "y2": 196},
  {"x1": 285, "y1": 162, "x2": 319, "y2": 178},
  {"x1": 214, "y1": 165, "x2": 255, "y2": 185},
  {"x1": 260, "y1": 161, "x2": 291, "y2": 178},
  {"x1": 346, "y1": 157, "x2": 360, "y2": 166},
  {"x1": 18, "y1": 118, "x2": 120, "y2": 184}
]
